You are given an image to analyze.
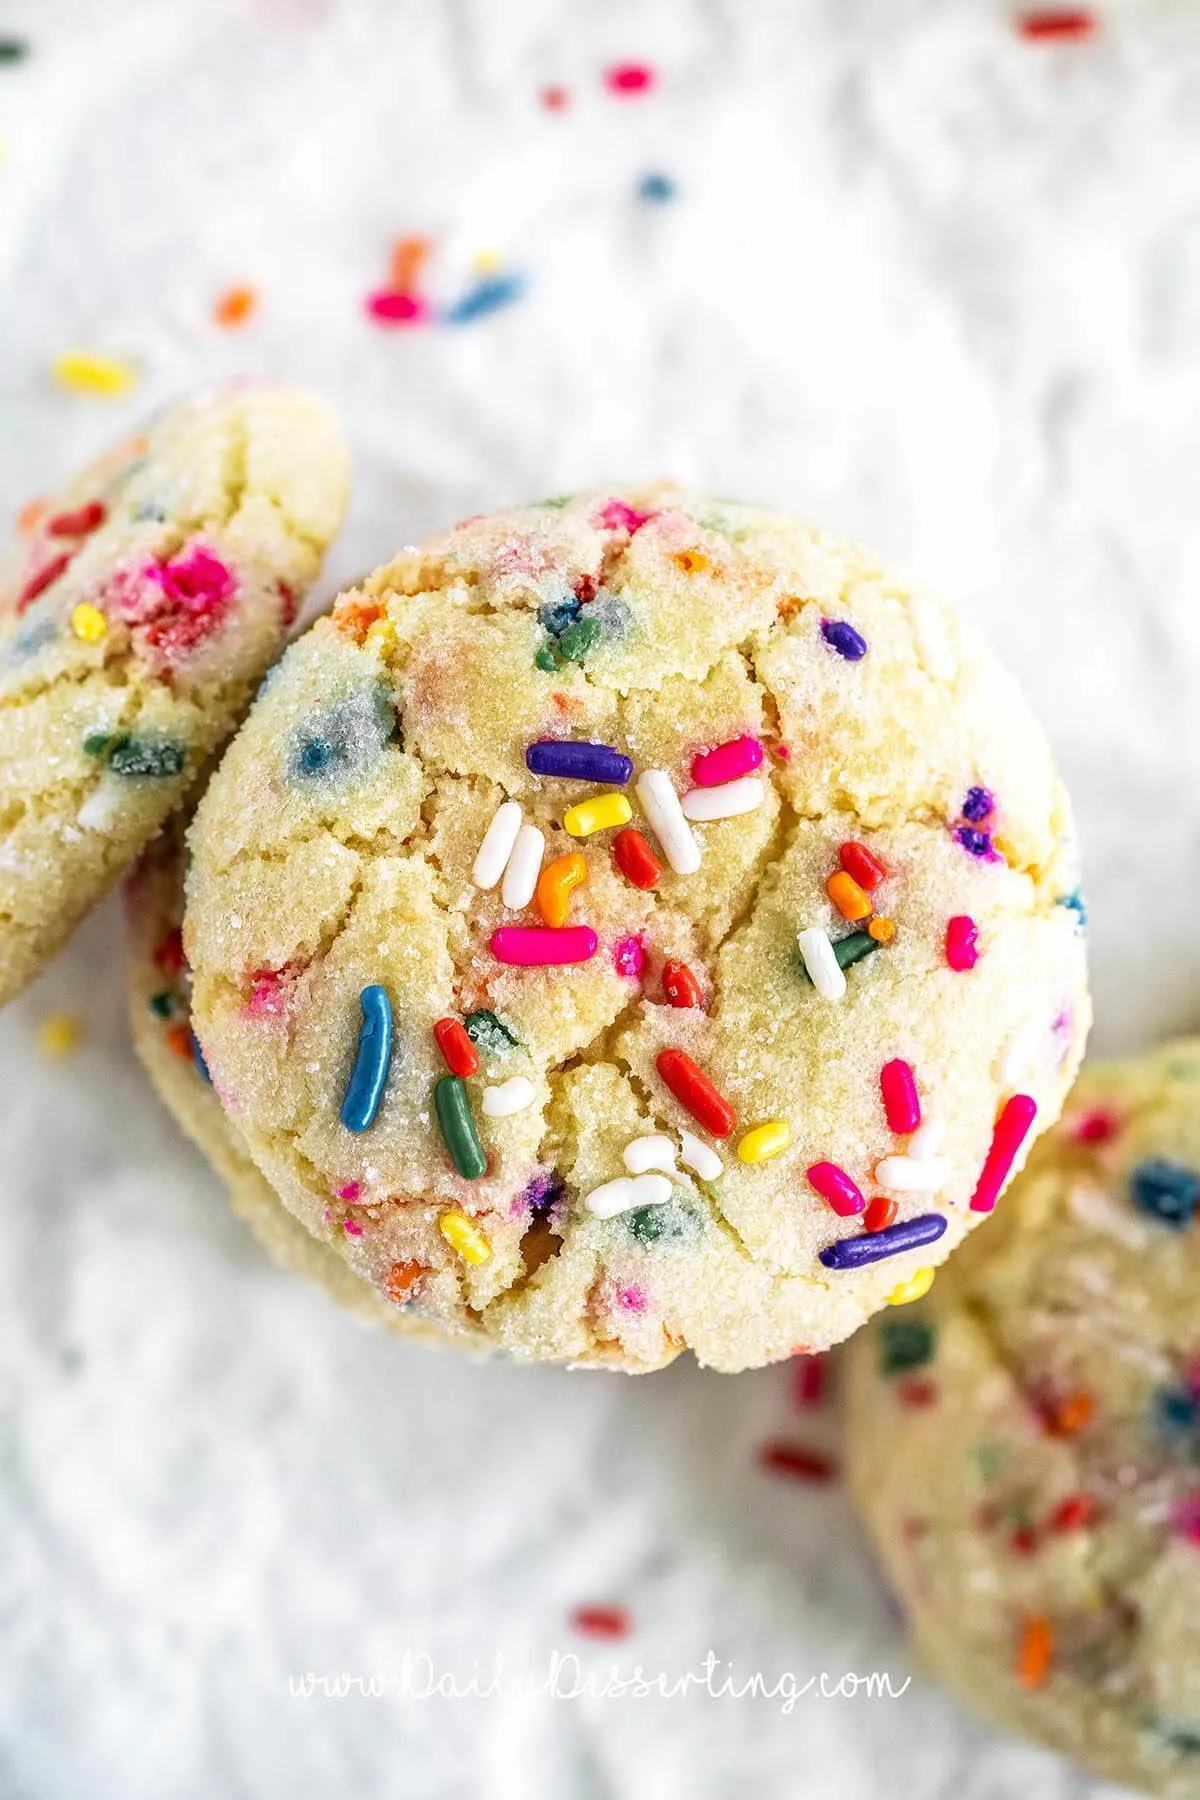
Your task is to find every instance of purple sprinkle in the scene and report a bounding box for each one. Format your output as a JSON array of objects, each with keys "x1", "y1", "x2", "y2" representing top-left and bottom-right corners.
[
  {"x1": 526, "y1": 739, "x2": 633, "y2": 785},
  {"x1": 820, "y1": 618, "x2": 868, "y2": 661},
  {"x1": 956, "y1": 826, "x2": 994, "y2": 859},
  {"x1": 962, "y1": 786, "x2": 994, "y2": 824},
  {"x1": 818, "y1": 1212, "x2": 947, "y2": 1270},
  {"x1": 518, "y1": 1169, "x2": 566, "y2": 1222}
]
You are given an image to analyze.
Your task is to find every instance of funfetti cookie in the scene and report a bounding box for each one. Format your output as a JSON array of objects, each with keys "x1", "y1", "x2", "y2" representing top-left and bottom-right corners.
[
  {"x1": 124, "y1": 821, "x2": 476, "y2": 1348},
  {"x1": 845, "y1": 1041, "x2": 1200, "y2": 1797},
  {"x1": 0, "y1": 382, "x2": 349, "y2": 1006},
  {"x1": 184, "y1": 486, "x2": 1089, "y2": 1374}
]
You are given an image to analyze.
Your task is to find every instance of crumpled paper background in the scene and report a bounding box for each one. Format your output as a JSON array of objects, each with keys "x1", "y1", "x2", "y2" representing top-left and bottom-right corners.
[{"x1": 0, "y1": 0, "x2": 1195, "y2": 1793}]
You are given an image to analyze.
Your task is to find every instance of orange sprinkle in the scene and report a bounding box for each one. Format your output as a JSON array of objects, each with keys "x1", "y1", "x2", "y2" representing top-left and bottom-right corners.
[
  {"x1": 672, "y1": 549, "x2": 710, "y2": 575},
  {"x1": 213, "y1": 284, "x2": 258, "y2": 328},
  {"x1": 551, "y1": 691, "x2": 570, "y2": 715},
  {"x1": 777, "y1": 595, "x2": 802, "y2": 620},
  {"x1": 332, "y1": 596, "x2": 385, "y2": 643},
  {"x1": 383, "y1": 1260, "x2": 426, "y2": 1304},
  {"x1": 1017, "y1": 1616, "x2": 1054, "y2": 1688},
  {"x1": 827, "y1": 870, "x2": 872, "y2": 922},
  {"x1": 389, "y1": 234, "x2": 432, "y2": 292},
  {"x1": 536, "y1": 852, "x2": 588, "y2": 928},
  {"x1": 868, "y1": 917, "x2": 897, "y2": 944},
  {"x1": 17, "y1": 496, "x2": 48, "y2": 536},
  {"x1": 1046, "y1": 1391, "x2": 1094, "y2": 1437},
  {"x1": 165, "y1": 1024, "x2": 193, "y2": 1061}
]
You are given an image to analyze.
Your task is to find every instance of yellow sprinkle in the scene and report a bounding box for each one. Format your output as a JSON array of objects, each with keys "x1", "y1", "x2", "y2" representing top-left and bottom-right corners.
[
  {"x1": 52, "y1": 351, "x2": 135, "y2": 397},
  {"x1": 868, "y1": 917, "x2": 897, "y2": 944},
  {"x1": 886, "y1": 1265, "x2": 936, "y2": 1306},
  {"x1": 672, "y1": 548, "x2": 710, "y2": 575},
  {"x1": 439, "y1": 1208, "x2": 492, "y2": 1265},
  {"x1": 473, "y1": 248, "x2": 504, "y2": 274},
  {"x1": 827, "y1": 870, "x2": 872, "y2": 922},
  {"x1": 364, "y1": 617, "x2": 396, "y2": 654},
  {"x1": 70, "y1": 602, "x2": 108, "y2": 643},
  {"x1": 737, "y1": 1120, "x2": 792, "y2": 1164},
  {"x1": 38, "y1": 1013, "x2": 82, "y2": 1058},
  {"x1": 563, "y1": 793, "x2": 632, "y2": 838}
]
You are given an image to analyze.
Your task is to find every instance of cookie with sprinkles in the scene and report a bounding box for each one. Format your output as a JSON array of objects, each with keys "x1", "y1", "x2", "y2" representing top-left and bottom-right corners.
[
  {"x1": 845, "y1": 1040, "x2": 1200, "y2": 1795},
  {"x1": 184, "y1": 485, "x2": 1088, "y2": 1373},
  {"x1": 123, "y1": 821, "x2": 483, "y2": 1350},
  {"x1": 0, "y1": 382, "x2": 349, "y2": 1006}
]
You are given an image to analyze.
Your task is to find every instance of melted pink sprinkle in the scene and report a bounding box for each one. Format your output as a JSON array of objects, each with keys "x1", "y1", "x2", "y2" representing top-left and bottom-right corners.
[
  {"x1": 604, "y1": 62, "x2": 656, "y2": 95},
  {"x1": 1069, "y1": 1106, "x2": 1120, "y2": 1146},
  {"x1": 1173, "y1": 1492, "x2": 1200, "y2": 1546},
  {"x1": 244, "y1": 966, "x2": 294, "y2": 1019},
  {"x1": 594, "y1": 498, "x2": 655, "y2": 534},
  {"x1": 343, "y1": 1217, "x2": 364, "y2": 1238},
  {"x1": 116, "y1": 543, "x2": 237, "y2": 663},
  {"x1": 613, "y1": 935, "x2": 645, "y2": 979},
  {"x1": 617, "y1": 1284, "x2": 647, "y2": 1312},
  {"x1": 335, "y1": 1180, "x2": 362, "y2": 1202},
  {"x1": 365, "y1": 289, "x2": 428, "y2": 326}
]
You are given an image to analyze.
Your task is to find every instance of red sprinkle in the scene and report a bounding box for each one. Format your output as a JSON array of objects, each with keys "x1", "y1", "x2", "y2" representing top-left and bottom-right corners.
[
  {"x1": 970, "y1": 1094, "x2": 1038, "y2": 1213},
  {"x1": 1070, "y1": 1106, "x2": 1119, "y2": 1145},
  {"x1": 154, "y1": 928, "x2": 187, "y2": 975},
  {"x1": 434, "y1": 1017, "x2": 479, "y2": 1078},
  {"x1": 17, "y1": 552, "x2": 72, "y2": 611},
  {"x1": 945, "y1": 915, "x2": 980, "y2": 971},
  {"x1": 661, "y1": 959, "x2": 704, "y2": 1009},
  {"x1": 864, "y1": 1195, "x2": 898, "y2": 1233},
  {"x1": 759, "y1": 1441, "x2": 838, "y2": 1484},
  {"x1": 365, "y1": 289, "x2": 428, "y2": 326},
  {"x1": 540, "y1": 84, "x2": 570, "y2": 111},
  {"x1": 1050, "y1": 1494, "x2": 1094, "y2": 1532},
  {"x1": 383, "y1": 1260, "x2": 426, "y2": 1305},
  {"x1": 806, "y1": 1161, "x2": 866, "y2": 1217},
  {"x1": 570, "y1": 1605, "x2": 631, "y2": 1640},
  {"x1": 656, "y1": 1047, "x2": 735, "y2": 1138},
  {"x1": 880, "y1": 1059, "x2": 922, "y2": 1135},
  {"x1": 839, "y1": 841, "x2": 886, "y2": 891},
  {"x1": 792, "y1": 1353, "x2": 826, "y2": 1408},
  {"x1": 612, "y1": 826, "x2": 662, "y2": 890},
  {"x1": 47, "y1": 500, "x2": 107, "y2": 538},
  {"x1": 604, "y1": 62, "x2": 656, "y2": 95},
  {"x1": 897, "y1": 1377, "x2": 938, "y2": 1408},
  {"x1": 1017, "y1": 10, "x2": 1097, "y2": 41}
]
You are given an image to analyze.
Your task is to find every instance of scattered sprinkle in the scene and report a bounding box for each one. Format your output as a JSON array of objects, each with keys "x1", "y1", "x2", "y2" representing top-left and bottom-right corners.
[
  {"x1": 340, "y1": 984, "x2": 394, "y2": 1132},
  {"x1": 1016, "y1": 1616, "x2": 1054, "y2": 1689},
  {"x1": 472, "y1": 800, "x2": 523, "y2": 890},
  {"x1": 18, "y1": 552, "x2": 72, "y2": 610},
  {"x1": 365, "y1": 289, "x2": 428, "y2": 326},
  {"x1": 501, "y1": 822, "x2": 545, "y2": 910},
  {"x1": 820, "y1": 618, "x2": 867, "y2": 661},
  {"x1": 806, "y1": 1162, "x2": 865, "y2": 1217},
  {"x1": 945, "y1": 915, "x2": 980, "y2": 971},
  {"x1": 604, "y1": 62, "x2": 657, "y2": 96},
  {"x1": 875, "y1": 1152, "x2": 949, "y2": 1193},
  {"x1": 439, "y1": 1206, "x2": 491, "y2": 1262},
  {"x1": 564, "y1": 792, "x2": 632, "y2": 837},
  {"x1": 867, "y1": 917, "x2": 897, "y2": 944},
  {"x1": 793, "y1": 1354, "x2": 826, "y2": 1407},
  {"x1": 613, "y1": 934, "x2": 645, "y2": 979},
  {"x1": 1017, "y1": 9, "x2": 1096, "y2": 41},
  {"x1": 52, "y1": 351, "x2": 135, "y2": 397},
  {"x1": 827, "y1": 869, "x2": 871, "y2": 923},
  {"x1": 585, "y1": 1171, "x2": 672, "y2": 1219},
  {"x1": 796, "y1": 926, "x2": 846, "y2": 1000},
  {"x1": 656, "y1": 1047, "x2": 736, "y2": 1139},
  {"x1": 442, "y1": 273, "x2": 526, "y2": 326},
  {"x1": 69, "y1": 602, "x2": 108, "y2": 643},
  {"x1": 970, "y1": 1093, "x2": 1038, "y2": 1213},
  {"x1": 48, "y1": 500, "x2": 106, "y2": 537},
  {"x1": 661, "y1": 959, "x2": 703, "y2": 1009},
  {"x1": 435, "y1": 1078, "x2": 488, "y2": 1180},
  {"x1": 1049, "y1": 1494, "x2": 1094, "y2": 1533},
  {"x1": 691, "y1": 735, "x2": 763, "y2": 789},
  {"x1": 389, "y1": 234, "x2": 432, "y2": 291},
  {"x1": 213, "y1": 285, "x2": 258, "y2": 328},
  {"x1": 879, "y1": 1318, "x2": 936, "y2": 1376},
  {"x1": 104, "y1": 735, "x2": 186, "y2": 779},
  {"x1": 955, "y1": 825, "x2": 996, "y2": 860},
  {"x1": 624, "y1": 1134, "x2": 677, "y2": 1176},
  {"x1": 962, "y1": 785, "x2": 995, "y2": 824},
  {"x1": 681, "y1": 776, "x2": 764, "y2": 822},
  {"x1": 864, "y1": 1195, "x2": 899, "y2": 1233},
  {"x1": 637, "y1": 172, "x2": 677, "y2": 204},
  {"x1": 1129, "y1": 1157, "x2": 1200, "y2": 1229},
  {"x1": 636, "y1": 770, "x2": 700, "y2": 874},
  {"x1": 38, "y1": 1013, "x2": 81, "y2": 1058},
  {"x1": 1044, "y1": 1391, "x2": 1094, "y2": 1437},
  {"x1": 886, "y1": 1266, "x2": 936, "y2": 1306},
  {"x1": 819, "y1": 1212, "x2": 947, "y2": 1270},
  {"x1": 540, "y1": 83, "x2": 570, "y2": 111},
  {"x1": 526, "y1": 738, "x2": 632, "y2": 784},
  {"x1": 384, "y1": 1260, "x2": 426, "y2": 1304},
  {"x1": 612, "y1": 826, "x2": 662, "y2": 890},
  {"x1": 464, "y1": 1009, "x2": 519, "y2": 1054},
  {"x1": 1069, "y1": 1105, "x2": 1119, "y2": 1145},
  {"x1": 839, "y1": 841, "x2": 886, "y2": 890},
  {"x1": 571, "y1": 1605, "x2": 631, "y2": 1640},
  {"x1": 759, "y1": 1442, "x2": 838, "y2": 1484},
  {"x1": 737, "y1": 1120, "x2": 792, "y2": 1165},
  {"x1": 535, "y1": 852, "x2": 588, "y2": 928},
  {"x1": 434, "y1": 1017, "x2": 479, "y2": 1079},
  {"x1": 678, "y1": 1129, "x2": 722, "y2": 1181},
  {"x1": 880, "y1": 1060, "x2": 923, "y2": 1135},
  {"x1": 491, "y1": 925, "x2": 598, "y2": 966},
  {"x1": 0, "y1": 37, "x2": 30, "y2": 62},
  {"x1": 482, "y1": 1075, "x2": 536, "y2": 1118}
]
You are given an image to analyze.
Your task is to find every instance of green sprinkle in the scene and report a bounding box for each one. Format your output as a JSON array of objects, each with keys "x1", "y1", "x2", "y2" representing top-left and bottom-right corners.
[
  {"x1": 974, "y1": 1443, "x2": 1005, "y2": 1480},
  {"x1": 0, "y1": 38, "x2": 30, "y2": 63},
  {"x1": 83, "y1": 731, "x2": 113, "y2": 758},
  {"x1": 463, "y1": 1009, "x2": 519, "y2": 1054},
  {"x1": 536, "y1": 495, "x2": 572, "y2": 510},
  {"x1": 834, "y1": 930, "x2": 879, "y2": 971},
  {"x1": 534, "y1": 638, "x2": 561, "y2": 673},
  {"x1": 878, "y1": 1318, "x2": 936, "y2": 1377},
  {"x1": 556, "y1": 615, "x2": 603, "y2": 663},
  {"x1": 434, "y1": 1076, "x2": 487, "y2": 1180},
  {"x1": 148, "y1": 992, "x2": 176, "y2": 1019},
  {"x1": 627, "y1": 1202, "x2": 699, "y2": 1245},
  {"x1": 106, "y1": 736, "x2": 186, "y2": 779}
]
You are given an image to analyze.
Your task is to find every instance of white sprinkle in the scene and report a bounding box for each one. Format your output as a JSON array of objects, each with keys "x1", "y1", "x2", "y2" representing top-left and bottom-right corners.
[
  {"x1": 636, "y1": 770, "x2": 700, "y2": 875},
  {"x1": 77, "y1": 778, "x2": 124, "y2": 832},
  {"x1": 796, "y1": 926, "x2": 846, "y2": 1001},
  {"x1": 681, "y1": 777, "x2": 765, "y2": 822},
  {"x1": 911, "y1": 595, "x2": 957, "y2": 682},
  {"x1": 908, "y1": 1117, "x2": 946, "y2": 1160},
  {"x1": 482, "y1": 1076, "x2": 535, "y2": 1118},
  {"x1": 501, "y1": 822, "x2": 544, "y2": 909},
  {"x1": 584, "y1": 1172, "x2": 673, "y2": 1220},
  {"x1": 679, "y1": 1129, "x2": 723, "y2": 1181},
  {"x1": 472, "y1": 800, "x2": 523, "y2": 889},
  {"x1": 999, "y1": 1020, "x2": 1043, "y2": 1089},
  {"x1": 875, "y1": 1154, "x2": 950, "y2": 1193},
  {"x1": 623, "y1": 1134, "x2": 678, "y2": 1176}
]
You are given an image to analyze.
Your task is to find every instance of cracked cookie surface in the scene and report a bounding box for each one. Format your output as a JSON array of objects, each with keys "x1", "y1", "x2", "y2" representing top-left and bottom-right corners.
[
  {"x1": 185, "y1": 486, "x2": 1088, "y2": 1372},
  {"x1": 0, "y1": 382, "x2": 349, "y2": 1004},
  {"x1": 845, "y1": 1040, "x2": 1200, "y2": 1796}
]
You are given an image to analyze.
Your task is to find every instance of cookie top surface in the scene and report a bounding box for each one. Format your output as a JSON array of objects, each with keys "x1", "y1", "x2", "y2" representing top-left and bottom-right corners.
[
  {"x1": 185, "y1": 486, "x2": 1088, "y2": 1373},
  {"x1": 0, "y1": 382, "x2": 349, "y2": 1004},
  {"x1": 124, "y1": 823, "x2": 461, "y2": 1345},
  {"x1": 844, "y1": 1041, "x2": 1200, "y2": 1795}
]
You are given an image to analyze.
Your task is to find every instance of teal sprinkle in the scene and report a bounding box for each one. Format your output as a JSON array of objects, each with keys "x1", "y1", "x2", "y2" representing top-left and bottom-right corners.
[
  {"x1": 534, "y1": 639, "x2": 561, "y2": 672},
  {"x1": 1056, "y1": 888, "x2": 1088, "y2": 931},
  {"x1": 463, "y1": 1009, "x2": 519, "y2": 1054},
  {"x1": 83, "y1": 731, "x2": 113, "y2": 758},
  {"x1": 107, "y1": 736, "x2": 186, "y2": 778},
  {"x1": 148, "y1": 992, "x2": 176, "y2": 1019},
  {"x1": 797, "y1": 930, "x2": 879, "y2": 985},
  {"x1": 627, "y1": 1202, "x2": 699, "y2": 1245},
  {"x1": 556, "y1": 615, "x2": 604, "y2": 663},
  {"x1": 878, "y1": 1318, "x2": 936, "y2": 1377}
]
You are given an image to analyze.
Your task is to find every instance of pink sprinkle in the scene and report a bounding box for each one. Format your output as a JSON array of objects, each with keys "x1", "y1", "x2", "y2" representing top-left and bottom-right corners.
[
  {"x1": 365, "y1": 289, "x2": 428, "y2": 325},
  {"x1": 540, "y1": 83, "x2": 569, "y2": 111},
  {"x1": 335, "y1": 1180, "x2": 362, "y2": 1202},
  {"x1": 792, "y1": 1353, "x2": 826, "y2": 1408},
  {"x1": 617, "y1": 1284, "x2": 647, "y2": 1312},
  {"x1": 245, "y1": 967, "x2": 291, "y2": 1019},
  {"x1": 116, "y1": 543, "x2": 237, "y2": 664},
  {"x1": 1069, "y1": 1106, "x2": 1119, "y2": 1146},
  {"x1": 491, "y1": 925, "x2": 599, "y2": 966},
  {"x1": 945, "y1": 915, "x2": 980, "y2": 971},
  {"x1": 806, "y1": 1162, "x2": 866, "y2": 1217},
  {"x1": 613, "y1": 934, "x2": 645, "y2": 979},
  {"x1": 604, "y1": 62, "x2": 656, "y2": 95},
  {"x1": 594, "y1": 498, "x2": 655, "y2": 534},
  {"x1": 970, "y1": 1094, "x2": 1038, "y2": 1213},
  {"x1": 880, "y1": 1059, "x2": 922, "y2": 1135},
  {"x1": 343, "y1": 1217, "x2": 364, "y2": 1238},
  {"x1": 690, "y1": 734, "x2": 764, "y2": 788},
  {"x1": 1172, "y1": 1492, "x2": 1200, "y2": 1546},
  {"x1": 571, "y1": 1604, "x2": 632, "y2": 1640},
  {"x1": 774, "y1": 742, "x2": 792, "y2": 761}
]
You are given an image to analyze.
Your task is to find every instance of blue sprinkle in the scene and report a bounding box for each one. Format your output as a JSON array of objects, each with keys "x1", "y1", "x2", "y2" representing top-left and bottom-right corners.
[
  {"x1": 637, "y1": 172, "x2": 677, "y2": 203},
  {"x1": 190, "y1": 1031, "x2": 212, "y2": 1085},
  {"x1": 297, "y1": 737, "x2": 335, "y2": 775},
  {"x1": 1130, "y1": 1157, "x2": 1200, "y2": 1230},
  {"x1": 340, "y1": 985, "x2": 394, "y2": 1133},
  {"x1": 442, "y1": 273, "x2": 526, "y2": 327},
  {"x1": 962, "y1": 786, "x2": 994, "y2": 823},
  {"x1": 819, "y1": 1212, "x2": 947, "y2": 1270},
  {"x1": 820, "y1": 618, "x2": 868, "y2": 661},
  {"x1": 526, "y1": 739, "x2": 633, "y2": 785},
  {"x1": 1156, "y1": 1385, "x2": 1200, "y2": 1434},
  {"x1": 1057, "y1": 887, "x2": 1088, "y2": 930},
  {"x1": 537, "y1": 593, "x2": 582, "y2": 638},
  {"x1": 956, "y1": 825, "x2": 994, "y2": 858}
]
